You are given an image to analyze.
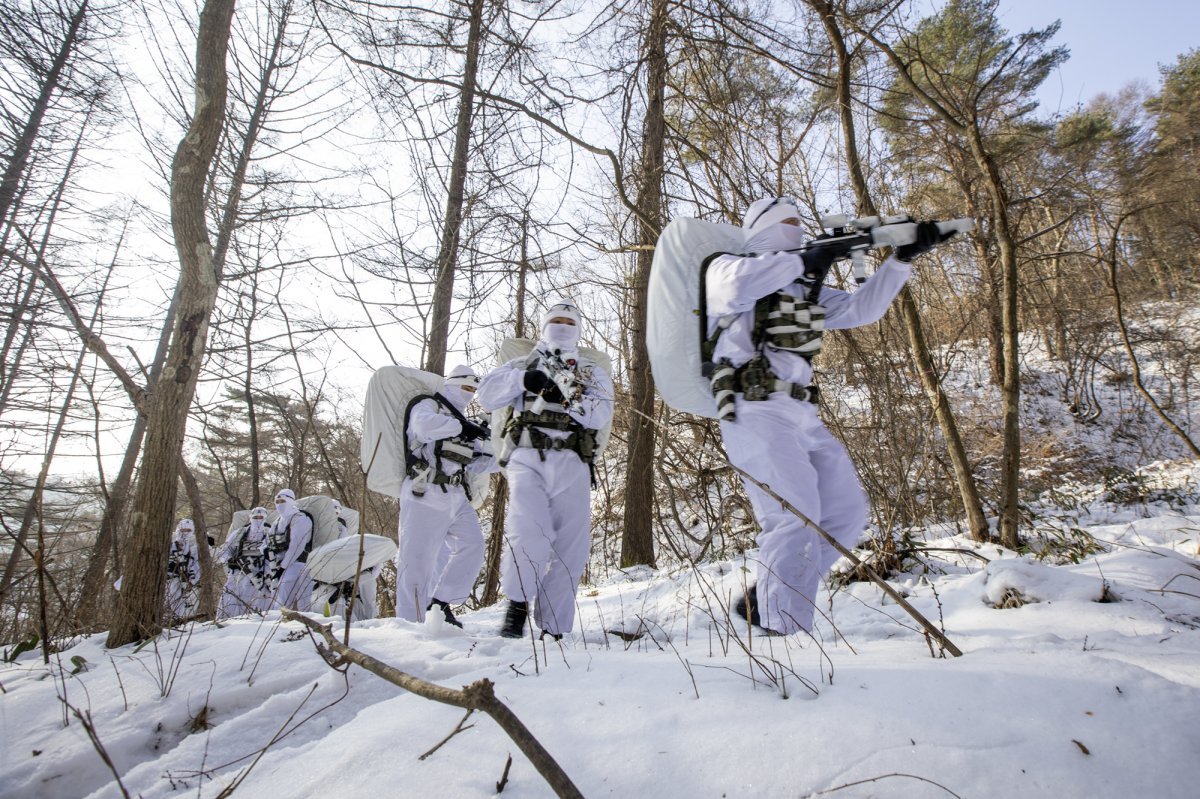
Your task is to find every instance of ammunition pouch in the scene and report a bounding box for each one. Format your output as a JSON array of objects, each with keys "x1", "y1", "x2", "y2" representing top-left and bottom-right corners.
[{"x1": 501, "y1": 408, "x2": 598, "y2": 466}]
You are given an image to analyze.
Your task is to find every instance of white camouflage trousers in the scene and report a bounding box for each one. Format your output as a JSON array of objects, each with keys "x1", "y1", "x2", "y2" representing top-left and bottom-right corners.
[
  {"x1": 501, "y1": 448, "x2": 591, "y2": 636},
  {"x1": 395, "y1": 478, "x2": 484, "y2": 622},
  {"x1": 276, "y1": 561, "x2": 313, "y2": 612},
  {"x1": 721, "y1": 395, "x2": 867, "y2": 635}
]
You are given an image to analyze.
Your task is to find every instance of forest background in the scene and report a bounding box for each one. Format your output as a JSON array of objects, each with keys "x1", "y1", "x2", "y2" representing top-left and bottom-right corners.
[{"x1": 1, "y1": 0, "x2": 1199, "y2": 651}]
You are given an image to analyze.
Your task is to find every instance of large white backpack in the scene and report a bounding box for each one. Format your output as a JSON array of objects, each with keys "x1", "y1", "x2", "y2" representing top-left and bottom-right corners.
[
  {"x1": 646, "y1": 218, "x2": 747, "y2": 418},
  {"x1": 361, "y1": 364, "x2": 491, "y2": 508},
  {"x1": 361, "y1": 365, "x2": 442, "y2": 498},
  {"x1": 307, "y1": 533, "x2": 397, "y2": 584},
  {"x1": 490, "y1": 338, "x2": 615, "y2": 461},
  {"x1": 230, "y1": 500, "x2": 358, "y2": 546}
]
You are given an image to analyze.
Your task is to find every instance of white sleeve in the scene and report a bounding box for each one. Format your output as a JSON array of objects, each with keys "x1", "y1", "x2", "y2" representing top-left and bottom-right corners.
[
  {"x1": 216, "y1": 528, "x2": 244, "y2": 565},
  {"x1": 567, "y1": 362, "x2": 614, "y2": 430},
  {"x1": 280, "y1": 515, "x2": 314, "y2": 570},
  {"x1": 821, "y1": 256, "x2": 911, "y2": 329},
  {"x1": 408, "y1": 398, "x2": 462, "y2": 444},
  {"x1": 477, "y1": 358, "x2": 527, "y2": 412},
  {"x1": 705, "y1": 252, "x2": 806, "y2": 315}
]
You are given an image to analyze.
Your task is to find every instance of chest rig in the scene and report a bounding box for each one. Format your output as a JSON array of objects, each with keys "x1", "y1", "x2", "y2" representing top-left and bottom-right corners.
[
  {"x1": 167, "y1": 542, "x2": 195, "y2": 580},
  {"x1": 229, "y1": 527, "x2": 265, "y2": 573},
  {"x1": 701, "y1": 252, "x2": 825, "y2": 421},
  {"x1": 403, "y1": 394, "x2": 478, "y2": 498},
  {"x1": 499, "y1": 350, "x2": 599, "y2": 470}
]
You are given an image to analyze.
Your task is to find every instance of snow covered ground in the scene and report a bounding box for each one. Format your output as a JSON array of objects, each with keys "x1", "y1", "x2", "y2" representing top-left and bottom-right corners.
[{"x1": 3, "y1": 461, "x2": 1199, "y2": 799}]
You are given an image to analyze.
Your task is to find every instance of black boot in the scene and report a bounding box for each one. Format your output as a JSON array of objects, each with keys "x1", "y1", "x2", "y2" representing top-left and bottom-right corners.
[
  {"x1": 539, "y1": 630, "x2": 563, "y2": 642},
  {"x1": 499, "y1": 600, "x2": 528, "y2": 639},
  {"x1": 733, "y1": 585, "x2": 761, "y2": 627},
  {"x1": 427, "y1": 598, "x2": 463, "y2": 628}
]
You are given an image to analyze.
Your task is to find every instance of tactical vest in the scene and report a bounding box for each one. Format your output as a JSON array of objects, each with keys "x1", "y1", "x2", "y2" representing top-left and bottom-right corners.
[
  {"x1": 704, "y1": 279, "x2": 825, "y2": 420},
  {"x1": 403, "y1": 394, "x2": 480, "y2": 498},
  {"x1": 757, "y1": 290, "x2": 826, "y2": 357},
  {"x1": 499, "y1": 350, "x2": 599, "y2": 467},
  {"x1": 229, "y1": 526, "x2": 265, "y2": 573},
  {"x1": 167, "y1": 542, "x2": 195, "y2": 581}
]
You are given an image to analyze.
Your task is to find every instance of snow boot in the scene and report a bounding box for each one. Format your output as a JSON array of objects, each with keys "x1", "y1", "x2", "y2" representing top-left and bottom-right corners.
[
  {"x1": 539, "y1": 630, "x2": 563, "y2": 642},
  {"x1": 734, "y1": 586, "x2": 761, "y2": 627},
  {"x1": 428, "y1": 598, "x2": 463, "y2": 628},
  {"x1": 499, "y1": 600, "x2": 529, "y2": 638}
]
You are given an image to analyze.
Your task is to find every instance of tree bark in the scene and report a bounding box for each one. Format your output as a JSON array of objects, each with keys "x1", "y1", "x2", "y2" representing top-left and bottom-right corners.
[
  {"x1": 965, "y1": 129, "x2": 1022, "y2": 549},
  {"x1": 483, "y1": 224, "x2": 529, "y2": 604},
  {"x1": 620, "y1": 0, "x2": 668, "y2": 569},
  {"x1": 76, "y1": 288, "x2": 179, "y2": 630},
  {"x1": 180, "y1": 460, "x2": 218, "y2": 619},
  {"x1": 423, "y1": 0, "x2": 485, "y2": 376},
  {"x1": 106, "y1": 0, "x2": 236, "y2": 648}
]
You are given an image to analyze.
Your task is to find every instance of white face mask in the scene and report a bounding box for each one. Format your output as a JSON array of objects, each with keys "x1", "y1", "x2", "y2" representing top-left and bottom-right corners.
[
  {"x1": 544, "y1": 323, "x2": 580, "y2": 350},
  {"x1": 445, "y1": 385, "x2": 476, "y2": 411},
  {"x1": 275, "y1": 498, "x2": 296, "y2": 520},
  {"x1": 745, "y1": 222, "x2": 809, "y2": 254}
]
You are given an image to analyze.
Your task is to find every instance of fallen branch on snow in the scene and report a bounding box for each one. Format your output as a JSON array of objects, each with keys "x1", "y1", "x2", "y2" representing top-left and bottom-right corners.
[{"x1": 281, "y1": 609, "x2": 584, "y2": 799}]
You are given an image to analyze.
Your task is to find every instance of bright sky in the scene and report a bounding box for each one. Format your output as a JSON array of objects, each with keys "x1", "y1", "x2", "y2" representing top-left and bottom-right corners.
[{"x1": 995, "y1": 0, "x2": 1200, "y2": 111}]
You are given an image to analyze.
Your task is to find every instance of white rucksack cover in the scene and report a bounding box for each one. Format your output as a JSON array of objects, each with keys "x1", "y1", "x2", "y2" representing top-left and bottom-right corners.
[
  {"x1": 490, "y1": 337, "x2": 615, "y2": 460},
  {"x1": 647, "y1": 217, "x2": 747, "y2": 417},
  {"x1": 306, "y1": 533, "x2": 398, "y2": 584},
  {"x1": 229, "y1": 502, "x2": 357, "y2": 545},
  {"x1": 361, "y1": 365, "x2": 442, "y2": 498},
  {"x1": 236, "y1": 494, "x2": 341, "y2": 554}
]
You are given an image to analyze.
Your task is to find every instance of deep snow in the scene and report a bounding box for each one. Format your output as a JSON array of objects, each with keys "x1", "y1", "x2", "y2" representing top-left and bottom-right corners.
[{"x1": 3, "y1": 462, "x2": 1199, "y2": 798}]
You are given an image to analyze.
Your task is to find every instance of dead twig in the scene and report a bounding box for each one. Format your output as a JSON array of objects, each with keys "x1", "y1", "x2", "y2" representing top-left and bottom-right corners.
[
  {"x1": 496, "y1": 753, "x2": 513, "y2": 793},
  {"x1": 419, "y1": 709, "x2": 477, "y2": 761},
  {"x1": 60, "y1": 699, "x2": 132, "y2": 799},
  {"x1": 812, "y1": 771, "x2": 962, "y2": 797}
]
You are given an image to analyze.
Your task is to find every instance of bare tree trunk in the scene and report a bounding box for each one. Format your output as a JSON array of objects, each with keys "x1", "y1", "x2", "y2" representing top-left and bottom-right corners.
[
  {"x1": 76, "y1": 286, "x2": 180, "y2": 629},
  {"x1": 0, "y1": 0, "x2": 88, "y2": 225},
  {"x1": 424, "y1": 0, "x2": 484, "y2": 376},
  {"x1": 620, "y1": 0, "x2": 668, "y2": 569},
  {"x1": 482, "y1": 221, "x2": 529, "y2": 604},
  {"x1": 106, "y1": 0, "x2": 236, "y2": 648},
  {"x1": 1107, "y1": 214, "x2": 1200, "y2": 457},
  {"x1": 849, "y1": 22, "x2": 1023, "y2": 548},
  {"x1": 179, "y1": 460, "x2": 218, "y2": 619},
  {"x1": 966, "y1": 130, "x2": 1022, "y2": 549},
  {"x1": 810, "y1": 1, "x2": 989, "y2": 542}
]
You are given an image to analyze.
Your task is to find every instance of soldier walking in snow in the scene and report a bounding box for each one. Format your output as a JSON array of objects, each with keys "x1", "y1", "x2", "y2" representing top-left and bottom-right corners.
[
  {"x1": 217, "y1": 506, "x2": 271, "y2": 617},
  {"x1": 395, "y1": 365, "x2": 496, "y2": 627},
  {"x1": 478, "y1": 300, "x2": 614, "y2": 640},
  {"x1": 165, "y1": 518, "x2": 201, "y2": 623},
  {"x1": 269, "y1": 488, "x2": 315, "y2": 611},
  {"x1": 710, "y1": 197, "x2": 953, "y2": 635}
]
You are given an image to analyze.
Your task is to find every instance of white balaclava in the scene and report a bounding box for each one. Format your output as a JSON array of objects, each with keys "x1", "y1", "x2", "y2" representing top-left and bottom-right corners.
[
  {"x1": 274, "y1": 489, "x2": 297, "y2": 522},
  {"x1": 442, "y1": 364, "x2": 480, "y2": 411},
  {"x1": 742, "y1": 196, "x2": 808, "y2": 253},
  {"x1": 541, "y1": 299, "x2": 582, "y2": 351},
  {"x1": 249, "y1": 507, "x2": 268, "y2": 534},
  {"x1": 175, "y1": 518, "x2": 195, "y2": 540}
]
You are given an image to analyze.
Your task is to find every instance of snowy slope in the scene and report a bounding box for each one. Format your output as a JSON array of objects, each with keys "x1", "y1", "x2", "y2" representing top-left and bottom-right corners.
[{"x1": 3, "y1": 463, "x2": 1199, "y2": 798}]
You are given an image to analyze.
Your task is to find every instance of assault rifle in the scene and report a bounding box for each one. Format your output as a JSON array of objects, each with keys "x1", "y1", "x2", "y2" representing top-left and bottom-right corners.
[
  {"x1": 529, "y1": 348, "x2": 582, "y2": 415},
  {"x1": 802, "y1": 215, "x2": 975, "y2": 284}
]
